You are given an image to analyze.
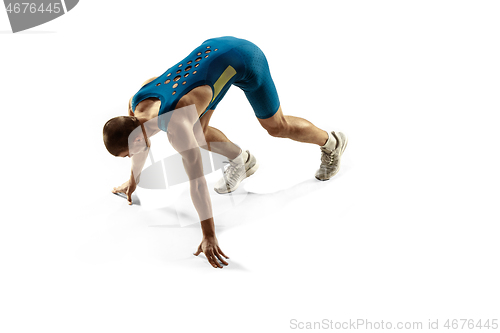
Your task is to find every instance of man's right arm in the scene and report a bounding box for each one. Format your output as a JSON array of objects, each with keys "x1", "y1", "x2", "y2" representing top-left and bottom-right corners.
[{"x1": 125, "y1": 145, "x2": 150, "y2": 204}]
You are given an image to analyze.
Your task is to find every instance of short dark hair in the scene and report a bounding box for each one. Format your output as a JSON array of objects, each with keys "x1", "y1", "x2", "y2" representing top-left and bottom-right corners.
[{"x1": 103, "y1": 116, "x2": 141, "y2": 156}]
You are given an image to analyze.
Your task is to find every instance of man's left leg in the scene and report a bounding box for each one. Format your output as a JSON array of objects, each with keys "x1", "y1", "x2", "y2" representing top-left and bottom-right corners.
[
  {"x1": 258, "y1": 106, "x2": 347, "y2": 180},
  {"x1": 198, "y1": 109, "x2": 259, "y2": 194}
]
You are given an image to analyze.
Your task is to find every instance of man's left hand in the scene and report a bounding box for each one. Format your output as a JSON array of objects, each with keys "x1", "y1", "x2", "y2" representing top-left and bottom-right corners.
[{"x1": 194, "y1": 237, "x2": 229, "y2": 268}]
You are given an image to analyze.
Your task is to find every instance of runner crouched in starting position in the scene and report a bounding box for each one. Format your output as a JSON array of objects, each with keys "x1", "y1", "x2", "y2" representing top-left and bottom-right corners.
[{"x1": 103, "y1": 36, "x2": 347, "y2": 268}]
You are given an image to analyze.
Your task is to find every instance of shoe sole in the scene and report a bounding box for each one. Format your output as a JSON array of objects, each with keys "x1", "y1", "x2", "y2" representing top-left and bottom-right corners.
[
  {"x1": 214, "y1": 161, "x2": 260, "y2": 194},
  {"x1": 315, "y1": 133, "x2": 348, "y2": 181}
]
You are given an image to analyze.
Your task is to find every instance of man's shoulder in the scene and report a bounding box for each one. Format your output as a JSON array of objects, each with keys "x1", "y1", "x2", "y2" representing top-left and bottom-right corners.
[{"x1": 128, "y1": 96, "x2": 134, "y2": 116}]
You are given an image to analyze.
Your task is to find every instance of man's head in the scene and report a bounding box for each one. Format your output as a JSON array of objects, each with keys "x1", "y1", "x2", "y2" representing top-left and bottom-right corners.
[{"x1": 103, "y1": 116, "x2": 144, "y2": 157}]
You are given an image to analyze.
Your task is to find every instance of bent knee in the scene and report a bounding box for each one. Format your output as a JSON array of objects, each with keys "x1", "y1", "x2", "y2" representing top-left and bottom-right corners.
[{"x1": 262, "y1": 123, "x2": 287, "y2": 137}]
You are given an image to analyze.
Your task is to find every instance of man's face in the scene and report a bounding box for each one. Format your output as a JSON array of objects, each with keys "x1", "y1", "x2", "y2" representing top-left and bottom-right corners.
[
  {"x1": 118, "y1": 125, "x2": 151, "y2": 158},
  {"x1": 118, "y1": 150, "x2": 129, "y2": 158},
  {"x1": 119, "y1": 134, "x2": 149, "y2": 158}
]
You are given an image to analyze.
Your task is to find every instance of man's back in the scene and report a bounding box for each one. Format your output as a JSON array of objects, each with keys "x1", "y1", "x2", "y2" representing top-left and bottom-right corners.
[{"x1": 130, "y1": 36, "x2": 262, "y2": 131}]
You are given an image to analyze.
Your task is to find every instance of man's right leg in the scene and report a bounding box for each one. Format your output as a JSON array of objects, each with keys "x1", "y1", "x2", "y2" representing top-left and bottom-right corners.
[
  {"x1": 257, "y1": 106, "x2": 331, "y2": 146},
  {"x1": 257, "y1": 106, "x2": 347, "y2": 181}
]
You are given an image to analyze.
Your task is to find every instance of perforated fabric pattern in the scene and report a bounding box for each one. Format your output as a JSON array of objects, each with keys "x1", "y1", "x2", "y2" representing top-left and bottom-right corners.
[{"x1": 131, "y1": 36, "x2": 281, "y2": 131}]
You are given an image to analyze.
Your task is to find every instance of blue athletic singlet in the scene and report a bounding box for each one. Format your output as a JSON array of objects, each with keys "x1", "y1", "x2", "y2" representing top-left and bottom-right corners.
[{"x1": 131, "y1": 36, "x2": 280, "y2": 132}]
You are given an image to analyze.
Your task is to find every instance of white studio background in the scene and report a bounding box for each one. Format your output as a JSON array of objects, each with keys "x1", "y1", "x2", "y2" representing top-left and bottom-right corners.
[{"x1": 1, "y1": 1, "x2": 499, "y2": 332}]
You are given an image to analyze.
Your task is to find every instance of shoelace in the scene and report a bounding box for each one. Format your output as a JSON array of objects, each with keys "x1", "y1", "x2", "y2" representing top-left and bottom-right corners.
[
  {"x1": 320, "y1": 147, "x2": 337, "y2": 165},
  {"x1": 222, "y1": 160, "x2": 244, "y2": 186}
]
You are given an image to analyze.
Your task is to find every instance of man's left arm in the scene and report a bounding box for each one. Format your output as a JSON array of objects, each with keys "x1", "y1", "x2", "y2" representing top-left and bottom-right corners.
[{"x1": 167, "y1": 112, "x2": 229, "y2": 268}]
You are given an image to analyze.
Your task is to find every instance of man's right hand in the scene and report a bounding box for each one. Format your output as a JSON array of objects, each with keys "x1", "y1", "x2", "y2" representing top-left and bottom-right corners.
[{"x1": 112, "y1": 178, "x2": 136, "y2": 205}]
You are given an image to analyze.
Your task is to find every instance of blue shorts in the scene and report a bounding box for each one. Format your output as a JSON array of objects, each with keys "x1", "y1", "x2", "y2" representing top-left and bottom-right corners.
[{"x1": 231, "y1": 41, "x2": 281, "y2": 119}]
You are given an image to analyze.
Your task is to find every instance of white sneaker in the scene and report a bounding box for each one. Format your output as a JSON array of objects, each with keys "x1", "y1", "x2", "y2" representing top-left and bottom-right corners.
[
  {"x1": 315, "y1": 131, "x2": 348, "y2": 181},
  {"x1": 214, "y1": 150, "x2": 259, "y2": 194}
]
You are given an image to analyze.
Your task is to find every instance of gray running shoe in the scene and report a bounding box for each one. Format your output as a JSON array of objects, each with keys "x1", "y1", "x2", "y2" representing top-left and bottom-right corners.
[
  {"x1": 214, "y1": 150, "x2": 259, "y2": 194},
  {"x1": 315, "y1": 131, "x2": 348, "y2": 181}
]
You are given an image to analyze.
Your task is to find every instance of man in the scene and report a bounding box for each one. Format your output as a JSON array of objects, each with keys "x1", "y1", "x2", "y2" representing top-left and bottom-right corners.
[{"x1": 103, "y1": 36, "x2": 347, "y2": 268}]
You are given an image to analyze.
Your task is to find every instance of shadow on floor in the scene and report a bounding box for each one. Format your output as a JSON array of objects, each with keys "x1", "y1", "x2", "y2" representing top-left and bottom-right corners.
[{"x1": 147, "y1": 177, "x2": 332, "y2": 232}]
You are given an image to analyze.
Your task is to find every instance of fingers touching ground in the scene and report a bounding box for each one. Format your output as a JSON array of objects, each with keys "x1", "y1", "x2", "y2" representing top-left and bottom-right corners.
[
  {"x1": 194, "y1": 247, "x2": 228, "y2": 268},
  {"x1": 209, "y1": 252, "x2": 223, "y2": 268},
  {"x1": 213, "y1": 248, "x2": 228, "y2": 266},
  {"x1": 111, "y1": 187, "x2": 121, "y2": 193},
  {"x1": 217, "y1": 246, "x2": 229, "y2": 259}
]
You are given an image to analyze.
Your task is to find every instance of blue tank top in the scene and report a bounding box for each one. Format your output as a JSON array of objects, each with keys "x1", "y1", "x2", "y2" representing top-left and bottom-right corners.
[{"x1": 131, "y1": 36, "x2": 251, "y2": 132}]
